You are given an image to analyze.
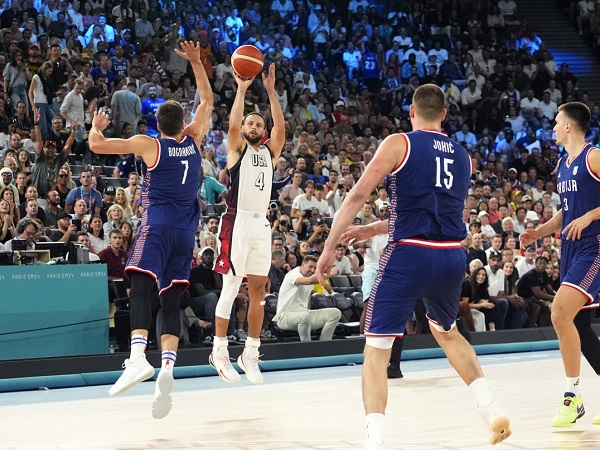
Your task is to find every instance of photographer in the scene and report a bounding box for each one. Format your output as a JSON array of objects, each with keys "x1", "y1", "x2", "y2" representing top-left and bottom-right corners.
[
  {"x1": 49, "y1": 211, "x2": 78, "y2": 243},
  {"x1": 327, "y1": 182, "x2": 347, "y2": 215},
  {"x1": 271, "y1": 213, "x2": 298, "y2": 251}
]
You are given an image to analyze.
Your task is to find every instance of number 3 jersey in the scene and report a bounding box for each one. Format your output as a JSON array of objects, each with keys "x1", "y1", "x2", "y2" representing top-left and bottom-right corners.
[
  {"x1": 142, "y1": 135, "x2": 202, "y2": 232},
  {"x1": 387, "y1": 130, "x2": 471, "y2": 243},
  {"x1": 226, "y1": 143, "x2": 274, "y2": 212},
  {"x1": 556, "y1": 144, "x2": 600, "y2": 238}
]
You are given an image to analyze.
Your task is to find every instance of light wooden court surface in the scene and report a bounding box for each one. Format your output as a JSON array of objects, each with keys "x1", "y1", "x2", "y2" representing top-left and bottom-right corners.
[{"x1": 2, "y1": 350, "x2": 600, "y2": 449}]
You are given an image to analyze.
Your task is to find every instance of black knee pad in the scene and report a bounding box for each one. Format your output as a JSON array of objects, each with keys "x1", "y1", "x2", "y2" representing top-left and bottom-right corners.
[
  {"x1": 129, "y1": 272, "x2": 157, "y2": 331},
  {"x1": 159, "y1": 285, "x2": 186, "y2": 337}
]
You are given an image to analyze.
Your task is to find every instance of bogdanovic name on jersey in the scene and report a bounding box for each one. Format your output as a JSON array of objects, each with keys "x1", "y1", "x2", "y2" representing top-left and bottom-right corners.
[{"x1": 168, "y1": 145, "x2": 195, "y2": 157}]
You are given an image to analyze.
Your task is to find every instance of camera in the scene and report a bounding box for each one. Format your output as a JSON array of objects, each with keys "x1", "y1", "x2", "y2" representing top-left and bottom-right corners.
[
  {"x1": 315, "y1": 218, "x2": 325, "y2": 226},
  {"x1": 279, "y1": 220, "x2": 288, "y2": 227},
  {"x1": 269, "y1": 201, "x2": 278, "y2": 210}
]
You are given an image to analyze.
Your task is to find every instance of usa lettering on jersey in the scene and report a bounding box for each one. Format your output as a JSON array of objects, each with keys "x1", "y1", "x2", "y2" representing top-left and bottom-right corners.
[{"x1": 252, "y1": 153, "x2": 269, "y2": 167}]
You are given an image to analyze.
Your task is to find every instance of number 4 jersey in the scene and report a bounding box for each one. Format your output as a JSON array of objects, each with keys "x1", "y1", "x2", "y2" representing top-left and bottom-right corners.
[
  {"x1": 556, "y1": 144, "x2": 600, "y2": 238},
  {"x1": 226, "y1": 144, "x2": 274, "y2": 212},
  {"x1": 142, "y1": 135, "x2": 202, "y2": 232},
  {"x1": 386, "y1": 130, "x2": 471, "y2": 243}
]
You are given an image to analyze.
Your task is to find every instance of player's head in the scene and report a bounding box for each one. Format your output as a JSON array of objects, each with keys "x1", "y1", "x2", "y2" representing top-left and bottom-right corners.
[
  {"x1": 156, "y1": 100, "x2": 184, "y2": 137},
  {"x1": 554, "y1": 102, "x2": 590, "y2": 144},
  {"x1": 241, "y1": 112, "x2": 266, "y2": 145},
  {"x1": 410, "y1": 84, "x2": 446, "y2": 123}
]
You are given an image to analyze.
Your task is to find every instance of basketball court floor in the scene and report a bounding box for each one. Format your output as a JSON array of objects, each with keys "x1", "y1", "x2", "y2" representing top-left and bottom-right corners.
[{"x1": 3, "y1": 350, "x2": 600, "y2": 449}]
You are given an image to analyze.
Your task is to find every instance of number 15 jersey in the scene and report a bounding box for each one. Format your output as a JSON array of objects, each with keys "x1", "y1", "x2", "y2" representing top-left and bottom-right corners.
[
  {"x1": 226, "y1": 144, "x2": 274, "y2": 212},
  {"x1": 387, "y1": 130, "x2": 471, "y2": 243}
]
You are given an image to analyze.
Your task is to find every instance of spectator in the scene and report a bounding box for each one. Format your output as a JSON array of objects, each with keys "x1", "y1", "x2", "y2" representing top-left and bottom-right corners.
[
  {"x1": 4, "y1": 49, "x2": 31, "y2": 115},
  {"x1": 4, "y1": 217, "x2": 40, "y2": 251},
  {"x1": 49, "y1": 210, "x2": 78, "y2": 243},
  {"x1": 98, "y1": 228, "x2": 127, "y2": 280},
  {"x1": 273, "y1": 255, "x2": 340, "y2": 341},
  {"x1": 516, "y1": 256, "x2": 554, "y2": 327},
  {"x1": 268, "y1": 248, "x2": 287, "y2": 294},
  {"x1": 331, "y1": 243, "x2": 353, "y2": 275},
  {"x1": 87, "y1": 214, "x2": 108, "y2": 252}
]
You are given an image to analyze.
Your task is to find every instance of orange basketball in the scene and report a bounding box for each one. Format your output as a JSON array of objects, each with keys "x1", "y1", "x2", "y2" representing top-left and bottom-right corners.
[{"x1": 231, "y1": 45, "x2": 264, "y2": 79}]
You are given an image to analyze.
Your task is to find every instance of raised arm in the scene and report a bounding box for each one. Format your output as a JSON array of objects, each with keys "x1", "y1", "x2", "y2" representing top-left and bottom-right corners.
[
  {"x1": 227, "y1": 72, "x2": 255, "y2": 164},
  {"x1": 175, "y1": 41, "x2": 214, "y2": 142},
  {"x1": 263, "y1": 63, "x2": 285, "y2": 160},
  {"x1": 89, "y1": 111, "x2": 157, "y2": 167},
  {"x1": 33, "y1": 108, "x2": 42, "y2": 155}
]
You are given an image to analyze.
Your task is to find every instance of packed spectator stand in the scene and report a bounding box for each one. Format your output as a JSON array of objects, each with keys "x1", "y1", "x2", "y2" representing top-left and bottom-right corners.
[{"x1": 0, "y1": 0, "x2": 589, "y2": 348}]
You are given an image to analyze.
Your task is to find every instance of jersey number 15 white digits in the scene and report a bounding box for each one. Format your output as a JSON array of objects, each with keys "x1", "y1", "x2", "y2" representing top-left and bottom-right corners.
[{"x1": 435, "y1": 157, "x2": 454, "y2": 189}]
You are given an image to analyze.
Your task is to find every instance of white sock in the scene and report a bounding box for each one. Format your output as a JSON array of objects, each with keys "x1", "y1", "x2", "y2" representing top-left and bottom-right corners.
[
  {"x1": 130, "y1": 334, "x2": 147, "y2": 359},
  {"x1": 566, "y1": 377, "x2": 580, "y2": 396},
  {"x1": 246, "y1": 337, "x2": 261, "y2": 348},
  {"x1": 161, "y1": 350, "x2": 176, "y2": 370},
  {"x1": 469, "y1": 377, "x2": 493, "y2": 408},
  {"x1": 213, "y1": 336, "x2": 228, "y2": 350},
  {"x1": 366, "y1": 413, "x2": 385, "y2": 444}
]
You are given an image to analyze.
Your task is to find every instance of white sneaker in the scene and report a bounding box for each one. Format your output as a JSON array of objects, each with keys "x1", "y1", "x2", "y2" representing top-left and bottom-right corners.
[
  {"x1": 478, "y1": 401, "x2": 512, "y2": 445},
  {"x1": 152, "y1": 370, "x2": 174, "y2": 419},
  {"x1": 209, "y1": 347, "x2": 241, "y2": 383},
  {"x1": 364, "y1": 437, "x2": 385, "y2": 450},
  {"x1": 237, "y1": 347, "x2": 263, "y2": 384},
  {"x1": 109, "y1": 355, "x2": 155, "y2": 396}
]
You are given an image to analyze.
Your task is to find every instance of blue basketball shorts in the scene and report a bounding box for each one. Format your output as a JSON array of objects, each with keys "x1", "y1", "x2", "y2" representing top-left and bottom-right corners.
[
  {"x1": 365, "y1": 241, "x2": 466, "y2": 336},
  {"x1": 126, "y1": 224, "x2": 195, "y2": 293},
  {"x1": 560, "y1": 235, "x2": 600, "y2": 309}
]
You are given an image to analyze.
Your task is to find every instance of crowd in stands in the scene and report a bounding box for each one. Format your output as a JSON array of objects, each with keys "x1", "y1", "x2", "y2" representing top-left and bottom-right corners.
[{"x1": 0, "y1": 0, "x2": 590, "y2": 344}]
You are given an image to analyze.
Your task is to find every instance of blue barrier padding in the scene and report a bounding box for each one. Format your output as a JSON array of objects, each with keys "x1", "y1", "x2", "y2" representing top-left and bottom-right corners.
[{"x1": 0, "y1": 341, "x2": 560, "y2": 392}]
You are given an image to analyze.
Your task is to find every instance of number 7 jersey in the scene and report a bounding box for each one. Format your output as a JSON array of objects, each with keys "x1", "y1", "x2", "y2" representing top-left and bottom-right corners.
[
  {"x1": 226, "y1": 144, "x2": 274, "y2": 212},
  {"x1": 142, "y1": 135, "x2": 202, "y2": 232},
  {"x1": 387, "y1": 130, "x2": 471, "y2": 243}
]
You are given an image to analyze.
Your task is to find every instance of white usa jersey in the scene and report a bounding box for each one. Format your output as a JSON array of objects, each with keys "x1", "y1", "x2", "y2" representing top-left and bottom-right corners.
[{"x1": 226, "y1": 143, "x2": 273, "y2": 212}]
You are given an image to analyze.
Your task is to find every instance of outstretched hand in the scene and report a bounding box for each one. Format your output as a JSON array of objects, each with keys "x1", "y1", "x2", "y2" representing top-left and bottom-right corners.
[
  {"x1": 340, "y1": 225, "x2": 375, "y2": 246},
  {"x1": 174, "y1": 40, "x2": 201, "y2": 64},
  {"x1": 262, "y1": 63, "x2": 275, "y2": 92},
  {"x1": 233, "y1": 69, "x2": 254, "y2": 91},
  {"x1": 92, "y1": 110, "x2": 110, "y2": 132}
]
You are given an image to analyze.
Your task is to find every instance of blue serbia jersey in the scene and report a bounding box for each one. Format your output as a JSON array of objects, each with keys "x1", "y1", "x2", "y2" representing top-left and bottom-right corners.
[
  {"x1": 141, "y1": 135, "x2": 202, "y2": 231},
  {"x1": 556, "y1": 144, "x2": 600, "y2": 238},
  {"x1": 387, "y1": 130, "x2": 471, "y2": 242}
]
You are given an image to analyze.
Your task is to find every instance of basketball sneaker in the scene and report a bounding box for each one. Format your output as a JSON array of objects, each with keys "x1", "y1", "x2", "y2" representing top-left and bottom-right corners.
[
  {"x1": 238, "y1": 346, "x2": 263, "y2": 384},
  {"x1": 209, "y1": 347, "x2": 241, "y2": 383},
  {"x1": 152, "y1": 369, "x2": 174, "y2": 419},
  {"x1": 552, "y1": 394, "x2": 585, "y2": 428},
  {"x1": 364, "y1": 437, "x2": 385, "y2": 450},
  {"x1": 108, "y1": 355, "x2": 155, "y2": 396},
  {"x1": 593, "y1": 412, "x2": 600, "y2": 425},
  {"x1": 478, "y1": 401, "x2": 512, "y2": 444}
]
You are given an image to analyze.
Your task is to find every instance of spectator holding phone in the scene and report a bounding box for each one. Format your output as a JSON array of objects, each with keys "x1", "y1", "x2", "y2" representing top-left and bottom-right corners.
[{"x1": 49, "y1": 210, "x2": 78, "y2": 243}]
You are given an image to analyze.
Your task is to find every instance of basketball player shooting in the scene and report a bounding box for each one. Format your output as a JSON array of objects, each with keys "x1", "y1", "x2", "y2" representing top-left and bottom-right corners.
[{"x1": 209, "y1": 63, "x2": 285, "y2": 384}]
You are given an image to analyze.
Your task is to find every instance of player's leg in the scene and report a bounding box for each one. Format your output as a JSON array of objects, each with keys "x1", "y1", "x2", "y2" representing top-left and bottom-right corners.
[
  {"x1": 152, "y1": 282, "x2": 186, "y2": 419},
  {"x1": 151, "y1": 228, "x2": 195, "y2": 419},
  {"x1": 237, "y1": 273, "x2": 268, "y2": 384},
  {"x1": 210, "y1": 273, "x2": 243, "y2": 383},
  {"x1": 425, "y1": 247, "x2": 510, "y2": 445},
  {"x1": 550, "y1": 284, "x2": 588, "y2": 427},
  {"x1": 363, "y1": 337, "x2": 394, "y2": 450},
  {"x1": 575, "y1": 308, "x2": 600, "y2": 424},
  {"x1": 362, "y1": 244, "x2": 415, "y2": 449},
  {"x1": 109, "y1": 270, "x2": 157, "y2": 396}
]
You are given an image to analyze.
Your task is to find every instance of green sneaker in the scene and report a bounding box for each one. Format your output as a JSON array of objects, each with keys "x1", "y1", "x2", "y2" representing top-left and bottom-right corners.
[
  {"x1": 552, "y1": 395, "x2": 585, "y2": 428},
  {"x1": 592, "y1": 412, "x2": 600, "y2": 425}
]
